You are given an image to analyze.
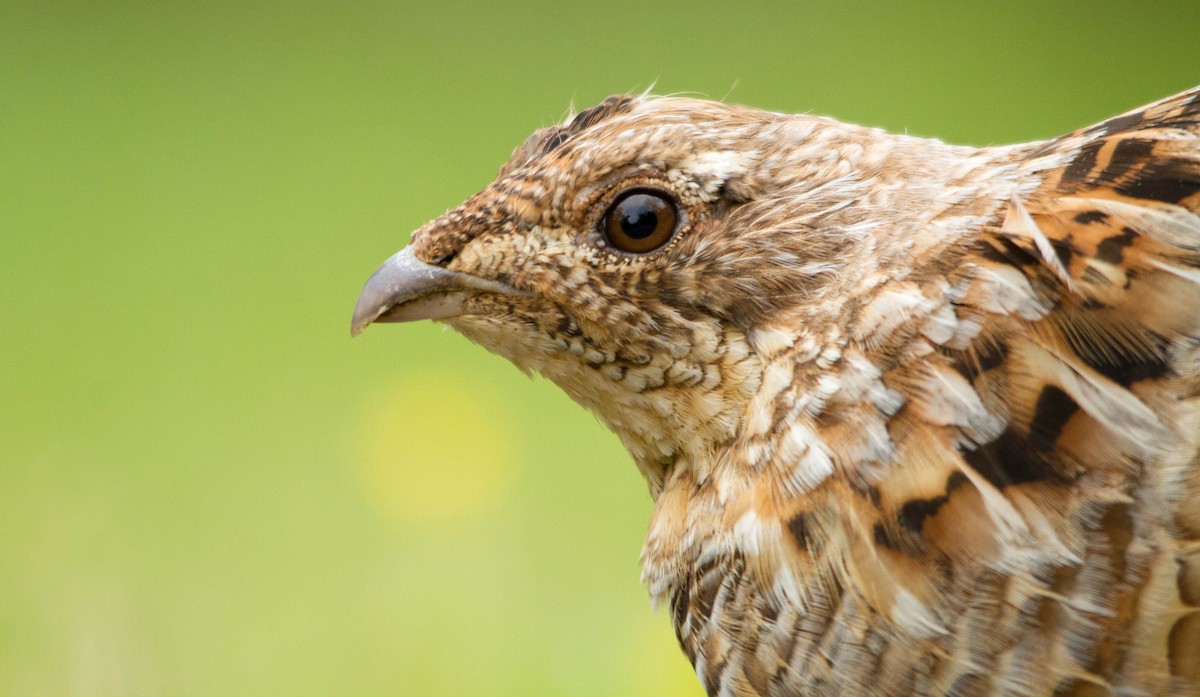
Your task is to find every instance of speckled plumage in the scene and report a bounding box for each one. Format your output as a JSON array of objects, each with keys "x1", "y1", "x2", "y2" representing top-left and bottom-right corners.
[{"x1": 353, "y1": 87, "x2": 1200, "y2": 696}]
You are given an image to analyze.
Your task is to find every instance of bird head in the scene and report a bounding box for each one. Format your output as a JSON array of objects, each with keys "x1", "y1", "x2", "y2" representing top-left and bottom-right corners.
[{"x1": 352, "y1": 94, "x2": 968, "y2": 493}]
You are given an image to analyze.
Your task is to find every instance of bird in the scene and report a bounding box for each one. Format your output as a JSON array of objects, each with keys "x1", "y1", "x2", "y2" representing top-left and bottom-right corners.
[{"x1": 351, "y1": 86, "x2": 1200, "y2": 696}]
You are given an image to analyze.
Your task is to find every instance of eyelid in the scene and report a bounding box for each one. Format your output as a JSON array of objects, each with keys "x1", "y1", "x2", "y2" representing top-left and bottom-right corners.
[{"x1": 580, "y1": 177, "x2": 690, "y2": 258}]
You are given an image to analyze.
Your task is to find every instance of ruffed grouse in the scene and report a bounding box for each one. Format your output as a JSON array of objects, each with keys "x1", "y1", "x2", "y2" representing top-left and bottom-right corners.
[{"x1": 352, "y1": 87, "x2": 1200, "y2": 696}]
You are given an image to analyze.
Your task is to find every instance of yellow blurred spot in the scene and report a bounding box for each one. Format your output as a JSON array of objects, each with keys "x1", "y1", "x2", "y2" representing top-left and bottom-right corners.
[{"x1": 355, "y1": 373, "x2": 520, "y2": 526}]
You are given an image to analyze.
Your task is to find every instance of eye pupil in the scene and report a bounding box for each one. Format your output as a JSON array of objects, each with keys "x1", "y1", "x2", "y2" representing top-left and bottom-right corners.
[
  {"x1": 602, "y1": 190, "x2": 679, "y2": 253},
  {"x1": 620, "y1": 205, "x2": 658, "y2": 239}
]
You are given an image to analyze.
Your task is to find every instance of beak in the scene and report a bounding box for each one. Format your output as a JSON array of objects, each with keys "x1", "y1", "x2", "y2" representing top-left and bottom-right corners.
[{"x1": 350, "y1": 246, "x2": 528, "y2": 336}]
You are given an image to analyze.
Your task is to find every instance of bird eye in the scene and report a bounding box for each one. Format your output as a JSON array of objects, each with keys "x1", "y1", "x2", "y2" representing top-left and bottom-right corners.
[{"x1": 602, "y1": 190, "x2": 679, "y2": 253}]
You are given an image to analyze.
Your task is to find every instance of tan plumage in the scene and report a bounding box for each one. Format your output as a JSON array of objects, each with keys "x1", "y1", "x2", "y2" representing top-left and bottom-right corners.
[{"x1": 352, "y1": 87, "x2": 1200, "y2": 696}]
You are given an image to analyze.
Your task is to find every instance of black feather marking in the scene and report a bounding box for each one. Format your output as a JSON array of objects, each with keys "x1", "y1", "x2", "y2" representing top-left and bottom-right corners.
[
  {"x1": 896, "y1": 473, "x2": 967, "y2": 533},
  {"x1": 898, "y1": 497, "x2": 945, "y2": 534},
  {"x1": 951, "y1": 339, "x2": 1009, "y2": 383},
  {"x1": 533, "y1": 95, "x2": 638, "y2": 158},
  {"x1": 1073, "y1": 210, "x2": 1109, "y2": 225},
  {"x1": 693, "y1": 565, "x2": 720, "y2": 625},
  {"x1": 759, "y1": 600, "x2": 779, "y2": 623},
  {"x1": 1053, "y1": 238, "x2": 1076, "y2": 266},
  {"x1": 1100, "y1": 109, "x2": 1147, "y2": 137},
  {"x1": 1115, "y1": 157, "x2": 1200, "y2": 204},
  {"x1": 1095, "y1": 226, "x2": 1138, "y2": 265},
  {"x1": 962, "y1": 428, "x2": 1064, "y2": 488},
  {"x1": 1027, "y1": 386, "x2": 1079, "y2": 451},
  {"x1": 1062, "y1": 140, "x2": 1104, "y2": 184},
  {"x1": 974, "y1": 341, "x2": 1009, "y2": 374},
  {"x1": 977, "y1": 235, "x2": 1039, "y2": 268},
  {"x1": 873, "y1": 523, "x2": 890, "y2": 547},
  {"x1": 1099, "y1": 138, "x2": 1156, "y2": 182},
  {"x1": 787, "y1": 513, "x2": 811, "y2": 550},
  {"x1": 1076, "y1": 331, "x2": 1171, "y2": 387},
  {"x1": 534, "y1": 128, "x2": 569, "y2": 156},
  {"x1": 567, "y1": 94, "x2": 637, "y2": 134},
  {"x1": 671, "y1": 586, "x2": 689, "y2": 636}
]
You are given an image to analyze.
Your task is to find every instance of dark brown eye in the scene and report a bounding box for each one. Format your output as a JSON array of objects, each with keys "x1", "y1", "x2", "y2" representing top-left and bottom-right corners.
[{"x1": 602, "y1": 190, "x2": 679, "y2": 253}]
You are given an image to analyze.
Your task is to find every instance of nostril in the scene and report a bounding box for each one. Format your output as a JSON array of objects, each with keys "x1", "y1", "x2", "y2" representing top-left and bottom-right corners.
[{"x1": 434, "y1": 251, "x2": 458, "y2": 266}]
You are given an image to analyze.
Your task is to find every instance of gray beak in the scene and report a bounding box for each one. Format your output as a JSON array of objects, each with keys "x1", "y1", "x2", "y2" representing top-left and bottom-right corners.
[{"x1": 350, "y1": 246, "x2": 527, "y2": 336}]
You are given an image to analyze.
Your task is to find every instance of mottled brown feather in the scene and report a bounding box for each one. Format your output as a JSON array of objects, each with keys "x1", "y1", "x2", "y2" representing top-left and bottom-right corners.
[{"x1": 357, "y1": 85, "x2": 1200, "y2": 695}]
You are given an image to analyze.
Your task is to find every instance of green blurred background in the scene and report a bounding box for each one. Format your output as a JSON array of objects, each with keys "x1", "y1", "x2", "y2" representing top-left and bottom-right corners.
[{"x1": 3, "y1": 1, "x2": 1199, "y2": 694}]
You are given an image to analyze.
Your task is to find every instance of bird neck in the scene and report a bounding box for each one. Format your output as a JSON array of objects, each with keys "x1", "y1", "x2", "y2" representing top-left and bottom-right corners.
[{"x1": 534, "y1": 320, "x2": 766, "y2": 497}]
